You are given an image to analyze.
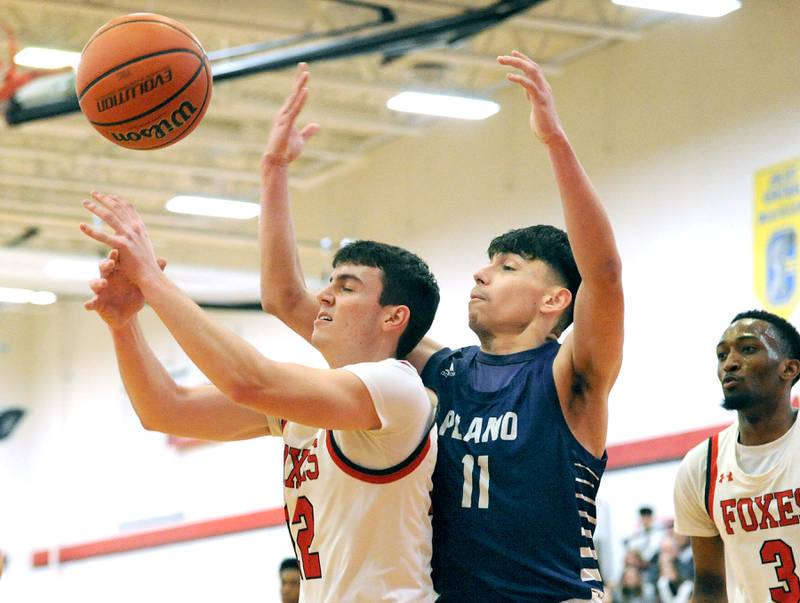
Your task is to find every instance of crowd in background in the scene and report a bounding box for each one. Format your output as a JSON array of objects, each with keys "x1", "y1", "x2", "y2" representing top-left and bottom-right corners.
[{"x1": 605, "y1": 506, "x2": 694, "y2": 603}]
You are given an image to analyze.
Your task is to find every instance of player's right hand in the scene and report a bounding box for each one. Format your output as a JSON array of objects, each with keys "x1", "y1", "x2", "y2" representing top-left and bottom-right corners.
[
  {"x1": 84, "y1": 248, "x2": 166, "y2": 329},
  {"x1": 261, "y1": 62, "x2": 320, "y2": 169}
]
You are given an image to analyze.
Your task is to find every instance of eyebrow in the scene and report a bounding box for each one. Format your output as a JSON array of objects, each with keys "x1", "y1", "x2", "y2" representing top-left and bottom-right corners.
[
  {"x1": 717, "y1": 335, "x2": 761, "y2": 348},
  {"x1": 330, "y1": 273, "x2": 364, "y2": 285}
]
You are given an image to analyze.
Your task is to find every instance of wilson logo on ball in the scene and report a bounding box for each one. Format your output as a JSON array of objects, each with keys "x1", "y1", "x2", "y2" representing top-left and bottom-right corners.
[{"x1": 108, "y1": 100, "x2": 198, "y2": 142}]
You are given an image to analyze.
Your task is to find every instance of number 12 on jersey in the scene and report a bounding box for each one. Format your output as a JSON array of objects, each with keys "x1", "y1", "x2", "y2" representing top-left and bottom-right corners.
[{"x1": 462, "y1": 454, "x2": 490, "y2": 509}]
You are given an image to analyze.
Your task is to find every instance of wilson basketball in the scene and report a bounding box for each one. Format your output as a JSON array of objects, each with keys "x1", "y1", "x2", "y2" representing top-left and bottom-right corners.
[{"x1": 75, "y1": 13, "x2": 212, "y2": 150}]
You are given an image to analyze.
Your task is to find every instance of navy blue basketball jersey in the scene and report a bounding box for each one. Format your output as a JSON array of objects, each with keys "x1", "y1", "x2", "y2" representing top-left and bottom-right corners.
[{"x1": 421, "y1": 342, "x2": 607, "y2": 602}]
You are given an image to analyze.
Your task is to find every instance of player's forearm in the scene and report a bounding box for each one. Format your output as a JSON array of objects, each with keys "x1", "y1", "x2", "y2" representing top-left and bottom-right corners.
[
  {"x1": 545, "y1": 135, "x2": 621, "y2": 284},
  {"x1": 259, "y1": 161, "x2": 308, "y2": 315},
  {"x1": 110, "y1": 318, "x2": 185, "y2": 432},
  {"x1": 138, "y1": 272, "x2": 279, "y2": 410},
  {"x1": 691, "y1": 574, "x2": 726, "y2": 602}
]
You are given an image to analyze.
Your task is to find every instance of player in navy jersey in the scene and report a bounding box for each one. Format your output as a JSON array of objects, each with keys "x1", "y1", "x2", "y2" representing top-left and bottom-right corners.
[{"x1": 404, "y1": 51, "x2": 624, "y2": 601}]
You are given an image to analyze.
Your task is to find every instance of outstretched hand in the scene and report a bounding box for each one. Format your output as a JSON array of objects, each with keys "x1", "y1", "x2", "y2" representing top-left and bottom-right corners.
[
  {"x1": 262, "y1": 62, "x2": 320, "y2": 168},
  {"x1": 80, "y1": 191, "x2": 162, "y2": 285},
  {"x1": 85, "y1": 248, "x2": 167, "y2": 329},
  {"x1": 498, "y1": 51, "x2": 566, "y2": 146}
]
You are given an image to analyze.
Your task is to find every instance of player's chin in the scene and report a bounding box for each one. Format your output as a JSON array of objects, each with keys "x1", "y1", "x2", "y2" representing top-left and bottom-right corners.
[
  {"x1": 468, "y1": 313, "x2": 492, "y2": 337},
  {"x1": 720, "y1": 392, "x2": 755, "y2": 411}
]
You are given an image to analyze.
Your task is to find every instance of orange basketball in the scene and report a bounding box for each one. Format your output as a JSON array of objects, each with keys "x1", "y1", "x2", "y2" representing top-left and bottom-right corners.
[{"x1": 75, "y1": 13, "x2": 212, "y2": 150}]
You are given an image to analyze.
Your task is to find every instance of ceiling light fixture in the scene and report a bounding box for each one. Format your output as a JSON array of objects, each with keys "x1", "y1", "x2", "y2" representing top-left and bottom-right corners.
[
  {"x1": 611, "y1": 0, "x2": 741, "y2": 17},
  {"x1": 166, "y1": 196, "x2": 261, "y2": 220},
  {"x1": 43, "y1": 259, "x2": 99, "y2": 280},
  {"x1": 14, "y1": 47, "x2": 81, "y2": 70},
  {"x1": 387, "y1": 91, "x2": 500, "y2": 120},
  {"x1": 0, "y1": 287, "x2": 57, "y2": 305}
]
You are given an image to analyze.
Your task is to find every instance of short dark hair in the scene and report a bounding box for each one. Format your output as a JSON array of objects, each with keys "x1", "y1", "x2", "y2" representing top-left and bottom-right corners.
[
  {"x1": 280, "y1": 557, "x2": 299, "y2": 573},
  {"x1": 638, "y1": 506, "x2": 653, "y2": 516},
  {"x1": 731, "y1": 309, "x2": 800, "y2": 384},
  {"x1": 333, "y1": 240, "x2": 439, "y2": 358},
  {"x1": 487, "y1": 225, "x2": 580, "y2": 334}
]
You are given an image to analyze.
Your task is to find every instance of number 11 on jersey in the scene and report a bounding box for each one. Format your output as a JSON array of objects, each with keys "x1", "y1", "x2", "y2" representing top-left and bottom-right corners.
[{"x1": 462, "y1": 454, "x2": 490, "y2": 509}]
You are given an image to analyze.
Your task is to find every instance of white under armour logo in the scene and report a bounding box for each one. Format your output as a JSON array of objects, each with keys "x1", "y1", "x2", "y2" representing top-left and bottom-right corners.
[{"x1": 441, "y1": 361, "x2": 455, "y2": 378}]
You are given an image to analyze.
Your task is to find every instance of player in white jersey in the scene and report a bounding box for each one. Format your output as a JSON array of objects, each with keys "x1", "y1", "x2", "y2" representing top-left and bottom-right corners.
[
  {"x1": 268, "y1": 359, "x2": 436, "y2": 601},
  {"x1": 674, "y1": 309, "x2": 800, "y2": 602},
  {"x1": 79, "y1": 66, "x2": 440, "y2": 601}
]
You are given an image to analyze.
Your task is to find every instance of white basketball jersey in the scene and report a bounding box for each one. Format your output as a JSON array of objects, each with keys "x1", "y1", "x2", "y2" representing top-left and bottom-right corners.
[
  {"x1": 674, "y1": 416, "x2": 800, "y2": 602},
  {"x1": 268, "y1": 359, "x2": 437, "y2": 603}
]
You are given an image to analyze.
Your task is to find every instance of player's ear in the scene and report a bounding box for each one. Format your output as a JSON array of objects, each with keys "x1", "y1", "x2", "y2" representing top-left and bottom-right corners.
[
  {"x1": 781, "y1": 358, "x2": 800, "y2": 383},
  {"x1": 541, "y1": 286, "x2": 572, "y2": 316},
  {"x1": 383, "y1": 305, "x2": 410, "y2": 334}
]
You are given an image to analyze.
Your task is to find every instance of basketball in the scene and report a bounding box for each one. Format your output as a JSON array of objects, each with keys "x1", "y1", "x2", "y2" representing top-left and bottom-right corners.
[{"x1": 75, "y1": 13, "x2": 212, "y2": 150}]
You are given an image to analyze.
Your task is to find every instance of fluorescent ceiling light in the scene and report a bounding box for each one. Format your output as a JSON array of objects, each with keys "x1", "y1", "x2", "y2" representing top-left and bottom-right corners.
[
  {"x1": 29, "y1": 291, "x2": 58, "y2": 305},
  {"x1": 387, "y1": 91, "x2": 500, "y2": 120},
  {"x1": 44, "y1": 259, "x2": 99, "y2": 280},
  {"x1": 14, "y1": 47, "x2": 81, "y2": 70},
  {"x1": 0, "y1": 287, "x2": 57, "y2": 305},
  {"x1": 166, "y1": 196, "x2": 260, "y2": 220},
  {"x1": 611, "y1": 0, "x2": 740, "y2": 17}
]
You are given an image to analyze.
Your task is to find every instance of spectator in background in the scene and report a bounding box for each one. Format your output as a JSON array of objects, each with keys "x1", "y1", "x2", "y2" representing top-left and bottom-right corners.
[
  {"x1": 624, "y1": 507, "x2": 662, "y2": 565},
  {"x1": 672, "y1": 532, "x2": 694, "y2": 580},
  {"x1": 622, "y1": 548, "x2": 646, "y2": 572},
  {"x1": 624, "y1": 506, "x2": 667, "y2": 587},
  {"x1": 279, "y1": 558, "x2": 300, "y2": 603},
  {"x1": 616, "y1": 565, "x2": 657, "y2": 603},
  {"x1": 656, "y1": 557, "x2": 692, "y2": 603}
]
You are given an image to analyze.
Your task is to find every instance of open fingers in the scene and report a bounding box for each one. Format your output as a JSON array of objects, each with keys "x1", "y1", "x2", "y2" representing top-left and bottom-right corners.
[
  {"x1": 99, "y1": 258, "x2": 116, "y2": 278},
  {"x1": 278, "y1": 64, "x2": 310, "y2": 115},
  {"x1": 79, "y1": 222, "x2": 118, "y2": 248},
  {"x1": 83, "y1": 198, "x2": 125, "y2": 233},
  {"x1": 506, "y1": 73, "x2": 542, "y2": 102},
  {"x1": 498, "y1": 52, "x2": 549, "y2": 90},
  {"x1": 300, "y1": 122, "x2": 320, "y2": 142},
  {"x1": 89, "y1": 277, "x2": 107, "y2": 294},
  {"x1": 84, "y1": 295, "x2": 98, "y2": 311},
  {"x1": 286, "y1": 86, "x2": 309, "y2": 122}
]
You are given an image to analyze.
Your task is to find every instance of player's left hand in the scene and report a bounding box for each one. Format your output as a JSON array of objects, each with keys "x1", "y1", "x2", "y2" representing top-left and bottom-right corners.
[
  {"x1": 262, "y1": 62, "x2": 320, "y2": 169},
  {"x1": 79, "y1": 191, "x2": 161, "y2": 285},
  {"x1": 498, "y1": 50, "x2": 566, "y2": 146}
]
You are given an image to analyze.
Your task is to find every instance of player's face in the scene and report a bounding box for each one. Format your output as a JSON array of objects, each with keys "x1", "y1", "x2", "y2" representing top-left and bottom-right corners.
[
  {"x1": 716, "y1": 319, "x2": 788, "y2": 410},
  {"x1": 312, "y1": 263, "x2": 388, "y2": 356},
  {"x1": 280, "y1": 567, "x2": 301, "y2": 603},
  {"x1": 468, "y1": 254, "x2": 560, "y2": 338}
]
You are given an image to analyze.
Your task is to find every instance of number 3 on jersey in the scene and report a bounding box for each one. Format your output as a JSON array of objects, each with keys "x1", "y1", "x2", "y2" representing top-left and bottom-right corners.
[
  {"x1": 286, "y1": 497, "x2": 322, "y2": 579},
  {"x1": 462, "y1": 454, "x2": 490, "y2": 509},
  {"x1": 760, "y1": 539, "x2": 800, "y2": 603}
]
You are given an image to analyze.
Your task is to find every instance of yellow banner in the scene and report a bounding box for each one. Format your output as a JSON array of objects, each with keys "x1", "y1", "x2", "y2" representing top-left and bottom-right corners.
[{"x1": 754, "y1": 159, "x2": 800, "y2": 317}]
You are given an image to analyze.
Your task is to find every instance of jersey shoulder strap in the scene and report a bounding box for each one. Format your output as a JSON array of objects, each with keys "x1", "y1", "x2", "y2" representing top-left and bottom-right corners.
[{"x1": 703, "y1": 433, "x2": 721, "y2": 520}]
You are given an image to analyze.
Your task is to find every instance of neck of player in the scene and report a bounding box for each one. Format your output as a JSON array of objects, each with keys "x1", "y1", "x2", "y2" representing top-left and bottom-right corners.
[{"x1": 737, "y1": 401, "x2": 798, "y2": 446}]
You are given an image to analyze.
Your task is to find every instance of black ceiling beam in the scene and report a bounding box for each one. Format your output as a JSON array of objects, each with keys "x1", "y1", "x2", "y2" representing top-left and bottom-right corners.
[{"x1": 5, "y1": 0, "x2": 544, "y2": 126}]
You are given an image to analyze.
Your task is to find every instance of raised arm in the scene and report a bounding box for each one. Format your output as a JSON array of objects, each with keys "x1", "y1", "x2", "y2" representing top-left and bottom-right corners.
[
  {"x1": 80, "y1": 201, "x2": 381, "y2": 432},
  {"x1": 689, "y1": 535, "x2": 726, "y2": 602},
  {"x1": 259, "y1": 63, "x2": 320, "y2": 342},
  {"x1": 405, "y1": 336, "x2": 444, "y2": 375},
  {"x1": 499, "y1": 51, "x2": 623, "y2": 456},
  {"x1": 85, "y1": 251, "x2": 270, "y2": 441}
]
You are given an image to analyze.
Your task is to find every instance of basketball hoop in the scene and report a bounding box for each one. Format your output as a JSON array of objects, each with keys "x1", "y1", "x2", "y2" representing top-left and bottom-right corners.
[{"x1": 0, "y1": 21, "x2": 68, "y2": 103}]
